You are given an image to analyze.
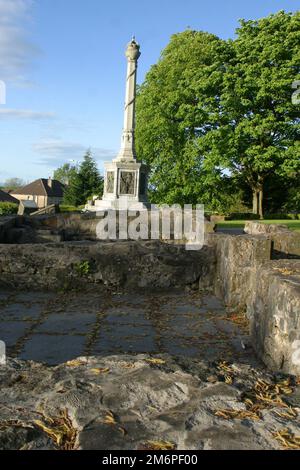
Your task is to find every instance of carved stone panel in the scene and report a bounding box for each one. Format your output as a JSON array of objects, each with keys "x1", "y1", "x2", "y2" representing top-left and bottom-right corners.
[
  {"x1": 119, "y1": 171, "x2": 135, "y2": 195},
  {"x1": 106, "y1": 171, "x2": 115, "y2": 193}
]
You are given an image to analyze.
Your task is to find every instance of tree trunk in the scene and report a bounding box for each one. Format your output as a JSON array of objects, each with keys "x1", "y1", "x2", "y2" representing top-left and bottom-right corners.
[
  {"x1": 252, "y1": 189, "x2": 258, "y2": 215},
  {"x1": 258, "y1": 186, "x2": 264, "y2": 219}
]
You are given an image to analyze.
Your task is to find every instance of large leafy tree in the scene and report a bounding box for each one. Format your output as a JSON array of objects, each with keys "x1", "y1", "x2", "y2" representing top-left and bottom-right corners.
[
  {"x1": 136, "y1": 12, "x2": 300, "y2": 216},
  {"x1": 136, "y1": 30, "x2": 234, "y2": 210},
  {"x1": 53, "y1": 163, "x2": 77, "y2": 185},
  {"x1": 221, "y1": 10, "x2": 300, "y2": 217},
  {"x1": 63, "y1": 150, "x2": 103, "y2": 206}
]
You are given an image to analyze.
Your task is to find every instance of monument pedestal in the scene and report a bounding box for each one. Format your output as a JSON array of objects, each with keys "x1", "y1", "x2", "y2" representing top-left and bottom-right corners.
[{"x1": 94, "y1": 159, "x2": 149, "y2": 211}]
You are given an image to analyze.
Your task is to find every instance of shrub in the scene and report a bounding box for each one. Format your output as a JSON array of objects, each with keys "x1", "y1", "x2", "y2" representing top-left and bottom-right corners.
[
  {"x1": 263, "y1": 213, "x2": 293, "y2": 220},
  {"x1": 0, "y1": 202, "x2": 18, "y2": 216},
  {"x1": 59, "y1": 205, "x2": 80, "y2": 213},
  {"x1": 74, "y1": 261, "x2": 91, "y2": 277},
  {"x1": 228, "y1": 212, "x2": 260, "y2": 220}
]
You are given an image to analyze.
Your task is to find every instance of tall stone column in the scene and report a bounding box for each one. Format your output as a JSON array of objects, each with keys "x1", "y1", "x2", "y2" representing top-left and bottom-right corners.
[
  {"x1": 88, "y1": 37, "x2": 149, "y2": 211},
  {"x1": 116, "y1": 37, "x2": 140, "y2": 161}
]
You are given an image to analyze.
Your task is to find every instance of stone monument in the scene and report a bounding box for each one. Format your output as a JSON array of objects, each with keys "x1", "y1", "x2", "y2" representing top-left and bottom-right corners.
[{"x1": 89, "y1": 37, "x2": 149, "y2": 211}]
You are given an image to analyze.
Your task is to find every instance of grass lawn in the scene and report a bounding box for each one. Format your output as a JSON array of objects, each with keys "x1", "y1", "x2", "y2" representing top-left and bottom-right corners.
[
  {"x1": 59, "y1": 205, "x2": 84, "y2": 212},
  {"x1": 216, "y1": 219, "x2": 300, "y2": 232}
]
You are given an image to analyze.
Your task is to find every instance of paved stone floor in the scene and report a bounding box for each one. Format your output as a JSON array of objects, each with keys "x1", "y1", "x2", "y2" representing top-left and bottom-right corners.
[
  {"x1": 0, "y1": 288, "x2": 256, "y2": 366},
  {"x1": 2, "y1": 288, "x2": 300, "y2": 451}
]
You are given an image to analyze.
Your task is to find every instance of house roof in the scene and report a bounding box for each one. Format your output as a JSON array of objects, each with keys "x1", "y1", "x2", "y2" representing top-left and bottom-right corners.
[
  {"x1": 0, "y1": 189, "x2": 19, "y2": 204},
  {"x1": 12, "y1": 178, "x2": 65, "y2": 198}
]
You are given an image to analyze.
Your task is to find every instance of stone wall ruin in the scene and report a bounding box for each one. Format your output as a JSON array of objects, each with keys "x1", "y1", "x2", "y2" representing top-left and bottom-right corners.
[{"x1": 0, "y1": 216, "x2": 299, "y2": 374}]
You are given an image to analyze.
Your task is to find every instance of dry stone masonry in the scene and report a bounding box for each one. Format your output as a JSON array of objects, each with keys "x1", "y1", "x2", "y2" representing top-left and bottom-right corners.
[{"x1": 0, "y1": 217, "x2": 300, "y2": 375}]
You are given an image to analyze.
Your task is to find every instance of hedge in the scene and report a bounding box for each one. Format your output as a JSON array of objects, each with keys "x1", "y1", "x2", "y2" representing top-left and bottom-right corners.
[{"x1": 0, "y1": 202, "x2": 18, "y2": 216}]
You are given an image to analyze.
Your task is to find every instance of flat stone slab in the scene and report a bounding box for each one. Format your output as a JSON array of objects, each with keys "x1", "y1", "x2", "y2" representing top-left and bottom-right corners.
[
  {"x1": 0, "y1": 321, "x2": 29, "y2": 348},
  {"x1": 35, "y1": 312, "x2": 97, "y2": 335},
  {"x1": 20, "y1": 334, "x2": 87, "y2": 365},
  {"x1": 0, "y1": 303, "x2": 43, "y2": 322},
  {"x1": 0, "y1": 354, "x2": 299, "y2": 450}
]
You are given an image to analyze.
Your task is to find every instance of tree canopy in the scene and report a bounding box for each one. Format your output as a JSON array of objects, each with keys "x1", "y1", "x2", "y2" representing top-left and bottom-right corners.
[
  {"x1": 221, "y1": 11, "x2": 300, "y2": 217},
  {"x1": 136, "y1": 11, "x2": 300, "y2": 216},
  {"x1": 63, "y1": 150, "x2": 104, "y2": 206},
  {"x1": 53, "y1": 163, "x2": 77, "y2": 186},
  {"x1": 1, "y1": 178, "x2": 26, "y2": 191}
]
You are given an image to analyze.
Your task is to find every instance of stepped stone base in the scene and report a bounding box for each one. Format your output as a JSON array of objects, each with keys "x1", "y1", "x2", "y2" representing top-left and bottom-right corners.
[{"x1": 86, "y1": 199, "x2": 150, "y2": 212}]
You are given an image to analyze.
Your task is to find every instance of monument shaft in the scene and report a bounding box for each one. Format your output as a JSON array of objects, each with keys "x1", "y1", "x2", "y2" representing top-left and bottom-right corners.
[
  {"x1": 124, "y1": 59, "x2": 137, "y2": 132},
  {"x1": 117, "y1": 38, "x2": 140, "y2": 161}
]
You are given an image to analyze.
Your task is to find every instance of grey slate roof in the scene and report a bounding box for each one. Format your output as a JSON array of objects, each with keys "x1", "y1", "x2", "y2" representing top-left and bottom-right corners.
[
  {"x1": 12, "y1": 179, "x2": 65, "y2": 198},
  {"x1": 0, "y1": 189, "x2": 19, "y2": 204},
  {"x1": 20, "y1": 200, "x2": 38, "y2": 209}
]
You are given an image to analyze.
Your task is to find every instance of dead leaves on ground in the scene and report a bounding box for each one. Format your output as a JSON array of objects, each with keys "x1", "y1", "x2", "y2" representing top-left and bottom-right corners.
[
  {"x1": 145, "y1": 358, "x2": 166, "y2": 366},
  {"x1": 0, "y1": 419, "x2": 34, "y2": 431},
  {"x1": 66, "y1": 360, "x2": 110, "y2": 375},
  {"x1": 139, "y1": 440, "x2": 176, "y2": 451},
  {"x1": 252, "y1": 378, "x2": 293, "y2": 408},
  {"x1": 273, "y1": 267, "x2": 298, "y2": 276},
  {"x1": 272, "y1": 429, "x2": 300, "y2": 450},
  {"x1": 215, "y1": 409, "x2": 260, "y2": 421},
  {"x1": 215, "y1": 376, "x2": 298, "y2": 426},
  {"x1": 66, "y1": 359, "x2": 86, "y2": 367},
  {"x1": 273, "y1": 408, "x2": 298, "y2": 420},
  {"x1": 34, "y1": 409, "x2": 77, "y2": 450},
  {"x1": 0, "y1": 412, "x2": 77, "y2": 450},
  {"x1": 102, "y1": 410, "x2": 127, "y2": 436},
  {"x1": 217, "y1": 361, "x2": 234, "y2": 385},
  {"x1": 212, "y1": 367, "x2": 300, "y2": 449},
  {"x1": 103, "y1": 410, "x2": 117, "y2": 426},
  {"x1": 227, "y1": 312, "x2": 249, "y2": 331},
  {"x1": 120, "y1": 362, "x2": 136, "y2": 369},
  {"x1": 90, "y1": 367, "x2": 110, "y2": 375}
]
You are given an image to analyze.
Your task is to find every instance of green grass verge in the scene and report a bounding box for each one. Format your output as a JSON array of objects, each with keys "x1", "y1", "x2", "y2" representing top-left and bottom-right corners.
[
  {"x1": 59, "y1": 205, "x2": 84, "y2": 212},
  {"x1": 216, "y1": 220, "x2": 300, "y2": 231}
]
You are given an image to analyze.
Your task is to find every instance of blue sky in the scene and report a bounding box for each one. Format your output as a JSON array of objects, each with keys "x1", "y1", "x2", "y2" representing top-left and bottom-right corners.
[{"x1": 0, "y1": 0, "x2": 298, "y2": 183}]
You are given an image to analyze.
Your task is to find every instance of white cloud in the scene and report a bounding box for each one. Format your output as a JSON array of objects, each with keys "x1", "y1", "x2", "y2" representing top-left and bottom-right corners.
[
  {"x1": 32, "y1": 139, "x2": 116, "y2": 167},
  {"x1": 0, "y1": 0, "x2": 37, "y2": 84},
  {"x1": 0, "y1": 108, "x2": 55, "y2": 119}
]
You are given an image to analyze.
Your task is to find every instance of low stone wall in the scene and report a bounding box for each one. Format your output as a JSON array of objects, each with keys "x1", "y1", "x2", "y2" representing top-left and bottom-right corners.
[
  {"x1": 42, "y1": 212, "x2": 216, "y2": 240},
  {"x1": 40, "y1": 213, "x2": 99, "y2": 240},
  {"x1": 244, "y1": 221, "x2": 300, "y2": 259},
  {"x1": 0, "y1": 212, "x2": 216, "y2": 243},
  {"x1": 0, "y1": 240, "x2": 212, "y2": 290},
  {"x1": 244, "y1": 221, "x2": 291, "y2": 235},
  {"x1": 0, "y1": 216, "x2": 22, "y2": 243},
  {"x1": 248, "y1": 260, "x2": 300, "y2": 375},
  {"x1": 206, "y1": 234, "x2": 272, "y2": 312},
  {"x1": 1, "y1": 217, "x2": 300, "y2": 375},
  {"x1": 206, "y1": 231, "x2": 300, "y2": 374}
]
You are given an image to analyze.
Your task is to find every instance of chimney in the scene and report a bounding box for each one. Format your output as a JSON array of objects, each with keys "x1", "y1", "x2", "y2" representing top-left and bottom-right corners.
[{"x1": 48, "y1": 176, "x2": 52, "y2": 188}]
